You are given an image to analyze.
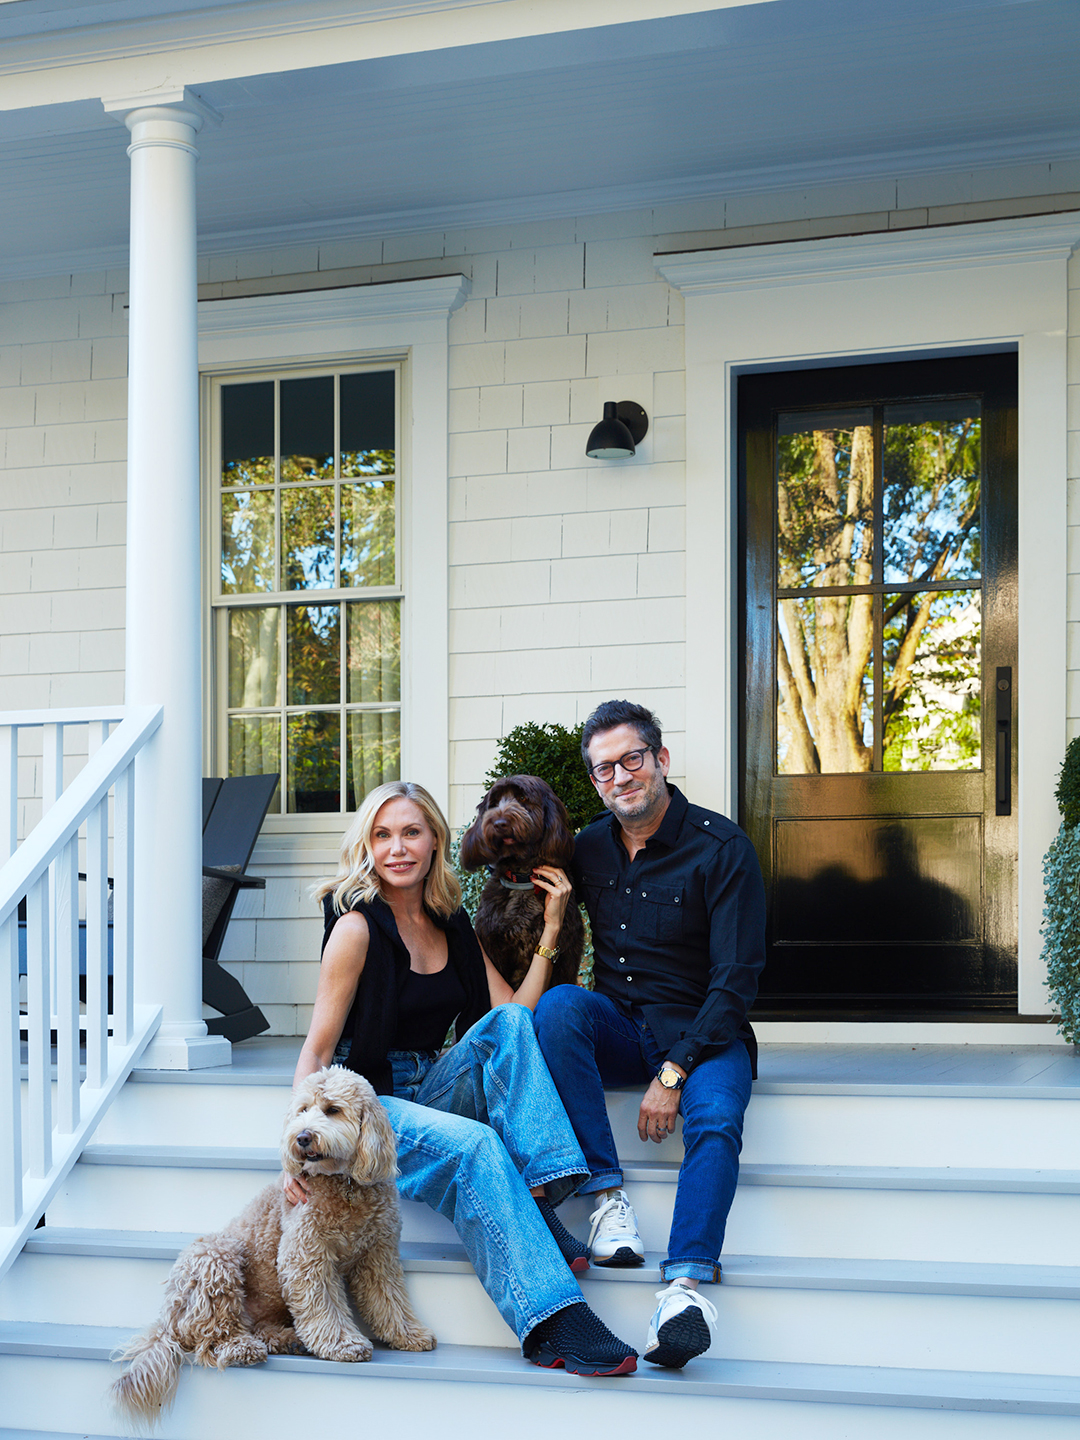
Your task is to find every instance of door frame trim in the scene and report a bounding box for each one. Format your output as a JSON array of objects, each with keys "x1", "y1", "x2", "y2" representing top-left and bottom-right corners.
[{"x1": 657, "y1": 214, "x2": 1080, "y2": 1015}]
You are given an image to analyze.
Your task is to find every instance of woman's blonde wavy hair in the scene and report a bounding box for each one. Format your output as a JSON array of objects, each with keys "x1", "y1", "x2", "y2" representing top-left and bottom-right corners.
[{"x1": 312, "y1": 780, "x2": 462, "y2": 920}]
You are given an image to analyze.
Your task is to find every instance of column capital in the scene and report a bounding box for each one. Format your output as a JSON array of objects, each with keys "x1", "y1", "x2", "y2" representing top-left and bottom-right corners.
[{"x1": 102, "y1": 86, "x2": 222, "y2": 134}]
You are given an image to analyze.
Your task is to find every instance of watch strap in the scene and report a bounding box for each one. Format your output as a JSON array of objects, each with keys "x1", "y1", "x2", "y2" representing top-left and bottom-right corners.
[{"x1": 535, "y1": 943, "x2": 559, "y2": 961}]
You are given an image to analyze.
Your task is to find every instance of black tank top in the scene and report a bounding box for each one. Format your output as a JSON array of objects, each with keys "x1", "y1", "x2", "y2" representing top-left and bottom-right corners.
[{"x1": 393, "y1": 964, "x2": 467, "y2": 1052}]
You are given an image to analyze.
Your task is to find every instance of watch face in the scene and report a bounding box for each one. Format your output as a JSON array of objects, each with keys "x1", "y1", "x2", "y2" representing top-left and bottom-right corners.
[{"x1": 660, "y1": 1067, "x2": 679, "y2": 1088}]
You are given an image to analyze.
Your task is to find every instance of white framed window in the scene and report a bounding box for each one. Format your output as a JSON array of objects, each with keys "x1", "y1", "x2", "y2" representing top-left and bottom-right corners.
[
  {"x1": 208, "y1": 363, "x2": 402, "y2": 815},
  {"x1": 198, "y1": 276, "x2": 468, "y2": 828}
]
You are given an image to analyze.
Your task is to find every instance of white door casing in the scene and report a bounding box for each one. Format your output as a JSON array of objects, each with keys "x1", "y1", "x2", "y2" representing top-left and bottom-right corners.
[{"x1": 658, "y1": 214, "x2": 1080, "y2": 1015}]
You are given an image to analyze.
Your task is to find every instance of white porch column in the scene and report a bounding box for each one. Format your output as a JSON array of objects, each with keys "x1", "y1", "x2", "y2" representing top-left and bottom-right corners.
[{"x1": 103, "y1": 89, "x2": 229, "y2": 1069}]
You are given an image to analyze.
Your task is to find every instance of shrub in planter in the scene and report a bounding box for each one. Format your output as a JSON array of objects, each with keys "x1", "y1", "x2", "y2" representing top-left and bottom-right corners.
[
  {"x1": 1042, "y1": 736, "x2": 1080, "y2": 1043},
  {"x1": 453, "y1": 721, "x2": 597, "y2": 986}
]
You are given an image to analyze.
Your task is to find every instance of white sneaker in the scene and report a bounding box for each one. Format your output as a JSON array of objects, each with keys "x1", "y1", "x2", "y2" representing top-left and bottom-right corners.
[
  {"x1": 587, "y1": 1189, "x2": 645, "y2": 1267},
  {"x1": 644, "y1": 1282, "x2": 718, "y2": 1368}
]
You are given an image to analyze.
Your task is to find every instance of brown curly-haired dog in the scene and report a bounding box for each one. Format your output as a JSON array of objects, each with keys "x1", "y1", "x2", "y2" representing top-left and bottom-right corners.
[
  {"x1": 110, "y1": 1067, "x2": 435, "y2": 1428},
  {"x1": 460, "y1": 774, "x2": 585, "y2": 990}
]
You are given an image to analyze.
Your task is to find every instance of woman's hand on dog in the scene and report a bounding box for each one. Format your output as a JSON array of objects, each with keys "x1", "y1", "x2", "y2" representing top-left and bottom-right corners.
[
  {"x1": 530, "y1": 865, "x2": 572, "y2": 932},
  {"x1": 283, "y1": 1173, "x2": 311, "y2": 1206}
]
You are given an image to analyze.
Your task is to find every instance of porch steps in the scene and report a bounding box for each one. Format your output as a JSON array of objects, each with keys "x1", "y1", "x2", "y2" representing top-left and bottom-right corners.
[
  {"x1": 3, "y1": 1321, "x2": 1080, "y2": 1435},
  {"x1": 4, "y1": 1043, "x2": 1080, "y2": 1436}
]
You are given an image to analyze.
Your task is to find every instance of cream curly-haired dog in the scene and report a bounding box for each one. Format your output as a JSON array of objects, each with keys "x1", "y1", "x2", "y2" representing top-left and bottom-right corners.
[{"x1": 111, "y1": 1066, "x2": 435, "y2": 1427}]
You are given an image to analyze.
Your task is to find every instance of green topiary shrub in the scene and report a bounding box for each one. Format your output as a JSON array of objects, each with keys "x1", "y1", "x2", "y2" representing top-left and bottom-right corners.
[
  {"x1": 1041, "y1": 737, "x2": 1080, "y2": 1043},
  {"x1": 483, "y1": 721, "x2": 599, "y2": 834}
]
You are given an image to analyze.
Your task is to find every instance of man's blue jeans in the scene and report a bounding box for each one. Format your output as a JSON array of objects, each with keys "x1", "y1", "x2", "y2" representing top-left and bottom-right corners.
[
  {"x1": 378, "y1": 1005, "x2": 589, "y2": 1346},
  {"x1": 533, "y1": 987, "x2": 752, "y2": 1283}
]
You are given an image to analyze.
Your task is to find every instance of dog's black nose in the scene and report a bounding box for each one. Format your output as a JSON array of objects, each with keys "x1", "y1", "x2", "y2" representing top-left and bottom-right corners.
[{"x1": 296, "y1": 1131, "x2": 313, "y2": 1150}]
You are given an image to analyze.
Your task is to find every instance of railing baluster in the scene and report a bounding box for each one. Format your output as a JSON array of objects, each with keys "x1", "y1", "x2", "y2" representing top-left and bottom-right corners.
[
  {"x1": 0, "y1": 912, "x2": 20, "y2": 1227},
  {"x1": 42, "y1": 723, "x2": 63, "y2": 1022},
  {"x1": 55, "y1": 835, "x2": 80, "y2": 1134},
  {"x1": 25, "y1": 874, "x2": 51, "y2": 1180},
  {"x1": 112, "y1": 766, "x2": 135, "y2": 1048},
  {"x1": 0, "y1": 725, "x2": 15, "y2": 864},
  {"x1": 85, "y1": 794, "x2": 110, "y2": 1090}
]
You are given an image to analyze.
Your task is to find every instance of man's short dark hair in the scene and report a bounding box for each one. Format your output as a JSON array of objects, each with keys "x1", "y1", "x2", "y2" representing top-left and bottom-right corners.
[{"x1": 581, "y1": 700, "x2": 663, "y2": 765}]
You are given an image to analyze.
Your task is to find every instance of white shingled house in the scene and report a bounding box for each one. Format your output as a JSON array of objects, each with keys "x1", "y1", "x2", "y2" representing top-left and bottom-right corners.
[{"x1": 3, "y1": 0, "x2": 1080, "y2": 1433}]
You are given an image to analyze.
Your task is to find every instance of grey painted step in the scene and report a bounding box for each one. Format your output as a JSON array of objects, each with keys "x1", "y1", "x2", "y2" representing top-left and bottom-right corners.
[
  {"x1": 69, "y1": 1144, "x2": 1080, "y2": 1193},
  {"x1": 3, "y1": 1320, "x2": 1080, "y2": 1418},
  {"x1": 23, "y1": 1228, "x2": 1080, "y2": 1301}
]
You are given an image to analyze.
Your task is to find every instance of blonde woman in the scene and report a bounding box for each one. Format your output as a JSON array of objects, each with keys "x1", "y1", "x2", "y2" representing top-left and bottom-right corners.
[{"x1": 287, "y1": 780, "x2": 637, "y2": 1376}]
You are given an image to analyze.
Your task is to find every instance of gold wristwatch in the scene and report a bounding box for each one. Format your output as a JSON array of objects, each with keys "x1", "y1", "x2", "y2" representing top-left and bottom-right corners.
[
  {"x1": 535, "y1": 944, "x2": 560, "y2": 962},
  {"x1": 657, "y1": 1065, "x2": 685, "y2": 1091}
]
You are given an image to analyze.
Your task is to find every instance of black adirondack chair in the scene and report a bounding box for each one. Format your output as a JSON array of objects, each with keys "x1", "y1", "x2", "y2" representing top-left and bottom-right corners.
[
  {"x1": 19, "y1": 773, "x2": 278, "y2": 1045},
  {"x1": 201, "y1": 773, "x2": 279, "y2": 1043}
]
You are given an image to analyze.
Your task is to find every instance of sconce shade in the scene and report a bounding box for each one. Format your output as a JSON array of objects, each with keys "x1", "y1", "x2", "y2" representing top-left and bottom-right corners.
[{"x1": 586, "y1": 400, "x2": 649, "y2": 459}]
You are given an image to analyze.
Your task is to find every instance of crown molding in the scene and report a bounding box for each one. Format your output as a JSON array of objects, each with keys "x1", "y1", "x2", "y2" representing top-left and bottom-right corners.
[
  {"x1": 656, "y1": 213, "x2": 1080, "y2": 295},
  {"x1": 196, "y1": 273, "x2": 469, "y2": 338}
]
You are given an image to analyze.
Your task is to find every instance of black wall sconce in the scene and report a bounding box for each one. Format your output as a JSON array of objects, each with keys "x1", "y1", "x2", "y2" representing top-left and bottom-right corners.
[{"x1": 585, "y1": 401, "x2": 649, "y2": 459}]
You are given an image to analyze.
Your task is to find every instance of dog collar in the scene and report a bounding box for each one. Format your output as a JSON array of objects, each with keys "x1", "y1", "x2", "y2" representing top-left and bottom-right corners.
[{"x1": 499, "y1": 871, "x2": 538, "y2": 891}]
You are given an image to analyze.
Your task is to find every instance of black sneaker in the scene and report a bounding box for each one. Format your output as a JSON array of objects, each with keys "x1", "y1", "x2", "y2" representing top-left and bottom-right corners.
[
  {"x1": 524, "y1": 1302, "x2": 638, "y2": 1376},
  {"x1": 535, "y1": 1196, "x2": 589, "y2": 1274}
]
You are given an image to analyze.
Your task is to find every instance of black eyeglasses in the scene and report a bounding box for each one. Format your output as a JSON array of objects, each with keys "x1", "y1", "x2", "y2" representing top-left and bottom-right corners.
[{"x1": 587, "y1": 748, "x2": 655, "y2": 783}]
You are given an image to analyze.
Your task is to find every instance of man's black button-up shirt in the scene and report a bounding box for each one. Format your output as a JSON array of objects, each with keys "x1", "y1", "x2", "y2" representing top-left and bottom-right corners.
[{"x1": 572, "y1": 784, "x2": 766, "y2": 1077}]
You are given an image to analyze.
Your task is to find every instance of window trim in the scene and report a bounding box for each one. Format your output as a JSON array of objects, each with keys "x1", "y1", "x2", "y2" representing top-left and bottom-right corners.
[{"x1": 198, "y1": 275, "x2": 469, "y2": 831}]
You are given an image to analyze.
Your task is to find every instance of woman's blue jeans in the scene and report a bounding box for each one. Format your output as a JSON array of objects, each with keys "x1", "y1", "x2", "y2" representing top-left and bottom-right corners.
[
  {"x1": 375, "y1": 1005, "x2": 589, "y2": 1346},
  {"x1": 533, "y1": 986, "x2": 752, "y2": 1283}
]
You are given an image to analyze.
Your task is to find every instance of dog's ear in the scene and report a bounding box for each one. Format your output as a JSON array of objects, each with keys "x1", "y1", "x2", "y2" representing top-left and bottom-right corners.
[
  {"x1": 350, "y1": 1084, "x2": 400, "y2": 1185},
  {"x1": 538, "y1": 783, "x2": 575, "y2": 868},
  {"x1": 458, "y1": 795, "x2": 490, "y2": 872}
]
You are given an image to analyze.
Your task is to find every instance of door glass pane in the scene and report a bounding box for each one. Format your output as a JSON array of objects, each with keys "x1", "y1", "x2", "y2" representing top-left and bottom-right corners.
[
  {"x1": 347, "y1": 601, "x2": 400, "y2": 703},
  {"x1": 228, "y1": 716, "x2": 281, "y2": 813},
  {"x1": 280, "y1": 376, "x2": 334, "y2": 481},
  {"x1": 883, "y1": 400, "x2": 981, "y2": 584},
  {"x1": 777, "y1": 595, "x2": 873, "y2": 774},
  {"x1": 221, "y1": 380, "x2": 274, "y2": 486},
  {"x1": 287, "y1": 712, "x2": 340, "y2": 812},
  {"x1": 222, "y1": 491, "x2": 275, "y2": 594},
  {"x1": 342, "y1": 481, "x2": 395, "y2": 588},
  {"x1": 282, "y1": 487, "x2": 335, "y2": 590},
  {"x1": 777, "y1": 410, "x2": 874, "y2": 589},
  {"x1": 228, "y1": 607, "x2": 280, "y2": 708},
  {"x1": 883, "y1": 590, "x2": 981, "y2": 771},
  {"x1": 287, "y1": 604, "x2": 340, "y2": 705},
  {"x1": 346, "y1": 710, "x2": 401, "y2": 810},
  {"x1": 341, "y1": 371, "x2": 396, "y2": 476}
]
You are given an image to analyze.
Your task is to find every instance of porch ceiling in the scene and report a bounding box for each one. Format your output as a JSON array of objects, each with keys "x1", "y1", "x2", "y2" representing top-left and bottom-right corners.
[{"x1": 2, "y1": 0, "x2": 1079, "y2": 276}]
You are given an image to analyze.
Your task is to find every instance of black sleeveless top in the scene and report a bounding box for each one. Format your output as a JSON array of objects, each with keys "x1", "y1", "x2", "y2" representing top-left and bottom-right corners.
[
  {"x1": 321, "y1": 893, "x2": 490, "y2": 1095},
  {"x1": 394, "y1": 963, "x2": 467, "y2": 1052}
]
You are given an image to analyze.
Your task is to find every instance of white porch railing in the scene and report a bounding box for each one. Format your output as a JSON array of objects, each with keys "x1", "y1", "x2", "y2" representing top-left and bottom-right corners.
[{"x1": 0, "y1": 704, "x2": 164, "y2": 1282}]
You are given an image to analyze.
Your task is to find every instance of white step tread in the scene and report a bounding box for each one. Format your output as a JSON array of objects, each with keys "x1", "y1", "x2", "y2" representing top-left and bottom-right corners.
[
  {"x1": 3, "y1": 1320, "x2": 1079, "y2": 1415},
  {"x1": 73, "y1": 1143, "x2": 1080, "y2": 1195},
  {"x1": 25, "y1": 1228, "x2": 1080, "y2": 1300}
]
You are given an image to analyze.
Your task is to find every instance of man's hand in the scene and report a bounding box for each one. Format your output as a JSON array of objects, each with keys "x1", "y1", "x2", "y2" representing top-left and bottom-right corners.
[{"x1": 638, "y1": 1075, "x2": 682, "y2": 1144}]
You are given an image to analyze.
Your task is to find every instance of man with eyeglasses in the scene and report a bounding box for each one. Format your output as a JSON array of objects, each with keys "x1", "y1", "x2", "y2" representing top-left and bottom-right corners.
[{"x1": 533, "y1": 699, "x2": 765, "y2": 1370}]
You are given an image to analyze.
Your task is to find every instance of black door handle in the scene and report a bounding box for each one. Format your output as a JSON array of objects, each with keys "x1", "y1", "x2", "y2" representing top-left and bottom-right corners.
[{"x1": 996, "y1": 667, "x2": 1012, "y2": 816}]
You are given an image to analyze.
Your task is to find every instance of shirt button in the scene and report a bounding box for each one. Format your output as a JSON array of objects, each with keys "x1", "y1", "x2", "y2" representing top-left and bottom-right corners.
[
  {"x1": 626, "y1": 975, "x2": 633, "y2": 982},
  {"x1": 619, "y1": 957, "x2": 626, "y2": 963},
  {"x1": 620, "y1": 923, "x2": 626, "y2": 930},
  {"x1": 625, "y1": 888, "x2": 631, "y2": 894},
  {"x1": 674, "y1": 897, "x2": 680, "y2": 904},
  {"x1": 641, "y1": 891, "x2": 647, "y2": 897},
  {"x1": 703, "y1": 820, "x2": 710, "y2": 826}
]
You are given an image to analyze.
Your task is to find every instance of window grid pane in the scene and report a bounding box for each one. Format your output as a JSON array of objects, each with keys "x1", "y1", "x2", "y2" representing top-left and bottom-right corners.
[{"x1": 216, "y1": 366, "x2": 400, "y2": 813}]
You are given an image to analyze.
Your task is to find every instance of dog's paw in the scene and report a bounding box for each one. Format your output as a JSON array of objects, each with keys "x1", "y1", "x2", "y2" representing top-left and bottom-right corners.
[
  {"x1": 393, "y1": 1326, "x2": 437, "y2": 1352},
  {"x1": 213, "y1": 1335, "x2": 268, "y2": 1369},
  {"x1": 321, "y1": 1335, "x2": 373, "y2": 1363},
  {"x1": 259, "y1": 1324, "x2": 302, "y2": 1355}
]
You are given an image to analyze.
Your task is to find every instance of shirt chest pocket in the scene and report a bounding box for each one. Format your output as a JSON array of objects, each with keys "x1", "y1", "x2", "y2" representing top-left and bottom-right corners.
[
  {"x1": 638, "y1": 884, "x2": 685, "y2": 942},
  {"x1": 580, "y1": 871, "x2": 617, "y2": 927}
]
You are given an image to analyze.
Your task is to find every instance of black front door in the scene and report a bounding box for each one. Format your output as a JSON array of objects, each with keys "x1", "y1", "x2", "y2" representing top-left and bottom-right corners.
[{"x1": 739, "y1": 354, "x2": 1018, "y2": 1016}]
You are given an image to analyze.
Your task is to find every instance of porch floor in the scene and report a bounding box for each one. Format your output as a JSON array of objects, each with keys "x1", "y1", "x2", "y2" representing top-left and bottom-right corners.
[{"x1": 128, "y1": 1037, "x2": 1080, "y2": 1095}]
